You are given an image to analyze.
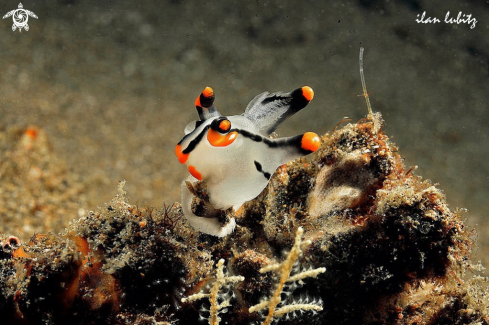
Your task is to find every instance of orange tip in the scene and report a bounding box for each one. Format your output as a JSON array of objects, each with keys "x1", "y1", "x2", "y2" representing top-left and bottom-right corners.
[
  {"x1": 219, "y1": 119, "x2": 231, "y2": 132},
  {"x1": 301, "y1": 86, "x2": 314, "y2": 101},
  {"x1": 202, "y1": 87, "x2": 214, "y2": 98},
  {"x1": 301, "y1": 132, "x2": 321, "y2": 152},
  {"x1": 188, "y1": 165, "x2": 203, "y2": 180}
]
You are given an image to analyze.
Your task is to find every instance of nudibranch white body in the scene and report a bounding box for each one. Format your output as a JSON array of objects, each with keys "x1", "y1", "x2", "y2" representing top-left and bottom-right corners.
[{"x1": 176, "y1": 86, "x2": 321, "y2": 237}]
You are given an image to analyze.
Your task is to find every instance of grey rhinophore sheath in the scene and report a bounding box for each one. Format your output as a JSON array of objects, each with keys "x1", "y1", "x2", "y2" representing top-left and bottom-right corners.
[{"x1": 244, "y1": 88, "x2": 312, "y2": 135}]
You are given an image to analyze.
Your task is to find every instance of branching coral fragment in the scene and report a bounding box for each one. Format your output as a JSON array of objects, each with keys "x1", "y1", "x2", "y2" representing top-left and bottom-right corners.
[
  {"x1": 181, "y1": 259, "x2": 244, "y2": 325},
  {"x1": 249, "y1": 227, "x2": 326, "y2": 325}
]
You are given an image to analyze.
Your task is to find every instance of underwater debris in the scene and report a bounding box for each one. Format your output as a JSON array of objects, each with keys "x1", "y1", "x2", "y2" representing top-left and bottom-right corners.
[
  {"x1": 0, "y1": 181, "x2": 210, "y2": 324},
  {"x1": 0, "y1": 113, "x2": 487, "y2": 324},
  {"x1": 176, "y1": 86, "x2": 320, "y2": 237}
]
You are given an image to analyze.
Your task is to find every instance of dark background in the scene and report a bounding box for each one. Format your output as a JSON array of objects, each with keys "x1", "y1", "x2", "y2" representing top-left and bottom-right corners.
[{"x1": 0, "y1": 0, "x2": 488, "y2": 260}]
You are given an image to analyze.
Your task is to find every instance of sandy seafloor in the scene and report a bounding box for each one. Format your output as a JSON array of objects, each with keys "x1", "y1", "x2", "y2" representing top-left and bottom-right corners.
[{"x1": 0, "y1": 0, "x2": 488, "y2": 262}]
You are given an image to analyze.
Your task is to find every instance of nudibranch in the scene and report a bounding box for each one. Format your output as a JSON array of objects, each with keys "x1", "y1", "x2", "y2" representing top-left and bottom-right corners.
[{"x1": 176, "y1": 86, "x2": 321, "y2": 237}]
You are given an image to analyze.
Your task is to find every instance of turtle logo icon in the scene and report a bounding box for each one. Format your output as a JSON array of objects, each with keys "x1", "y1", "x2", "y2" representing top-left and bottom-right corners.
[{"x1": 2, "y1": 3, "x2": 38, "y2": 32}]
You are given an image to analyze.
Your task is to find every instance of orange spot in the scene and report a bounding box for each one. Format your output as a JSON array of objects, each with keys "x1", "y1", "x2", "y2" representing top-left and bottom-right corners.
[
  {"x1": 188, "y1": 165, "x2": 203, "y2": 180},
  {"x1": 207, "y1": 129, "x2": 238, "y2": 147},
  {"x1": 13, "y1": 247, "x2": 28, "y2": 259},
  {"x1": 219, "y1": 120, "x2": 231, "y2": 131},
  {"x1": 175, "y1": 144, "x2": 189, "y2": 164},
  {"x1": 301, "y1": 132, "x2": 321, "y2": 152},
  {"x1": 301, "y1": 86, "x2": 314, "y2": 101},
  {"x1": 25, "y1": 127, "x2": 38, "y2": 139},
  {"x1": 202, "y1": 86, "x2": 214, "y2": 98}
]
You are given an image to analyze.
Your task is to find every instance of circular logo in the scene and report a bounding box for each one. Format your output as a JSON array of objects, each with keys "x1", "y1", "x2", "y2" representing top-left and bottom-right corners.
[{"x1": 2, "y1": 3, "x2": 38, "y2": 32}]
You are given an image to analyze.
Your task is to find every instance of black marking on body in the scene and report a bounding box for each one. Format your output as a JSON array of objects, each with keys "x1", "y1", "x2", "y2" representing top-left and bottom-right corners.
[
  {"x1": 181, "y1": 125, "x2": 210, "y2": 154},
  {"x1": 261, "y1": 94, "x2": 290, "y2": 105},
  {"x1": 254, "y1": 160, "x2": 272, "y2": 180},
  {"x1": 237, "y1": 129, "x2": 265, "y2": 142},
  {"x1": 180, "y1": 125, "x2": 313, "y2": 156},
  {"x1": 237, "y1": 129, "x2": 312, "y2": 154}
]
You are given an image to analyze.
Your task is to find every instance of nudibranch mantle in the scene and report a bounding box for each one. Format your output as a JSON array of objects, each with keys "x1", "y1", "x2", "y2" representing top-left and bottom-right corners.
[{"x1": 176, "y1": 86, "x2": 321, "y2": 237}]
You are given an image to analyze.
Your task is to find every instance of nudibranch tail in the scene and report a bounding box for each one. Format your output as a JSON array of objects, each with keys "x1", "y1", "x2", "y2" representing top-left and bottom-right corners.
[
  {"x1": 244, "y1": 86, "x2": 315, "y2": 135},
  {"x1": 195, "y1": 86, "x2": 220, "y2": 121},
  {"x1": 181, "y1": 177, "x2": 236, "y2": 237}
]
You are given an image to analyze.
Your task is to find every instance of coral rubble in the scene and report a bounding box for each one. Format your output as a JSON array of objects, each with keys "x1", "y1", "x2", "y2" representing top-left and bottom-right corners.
[{"x1": 0, "y1": 114, "x2": 487, "y2": 324}]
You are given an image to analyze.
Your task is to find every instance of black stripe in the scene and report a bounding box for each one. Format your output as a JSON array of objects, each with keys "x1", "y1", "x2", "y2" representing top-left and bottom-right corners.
[
  {"x1": 254, "y1": 160, "x2": 271, "y2": 180},
  {"x1": 182, "y1": 125, "x2": 210, "y2": 154},
  {"x1": 254, "y1": 160, "x2": 263, "y2": 171},
  {"x1": 237, "y1": 130, "x2": 311, "y2": 154},
  {"x1": 180, "y1": 127, "x2": 312, "y2": 157},
  {"x1": 261, "y1": 94, "x2": 290, "y2": 105},
  {"x1": 235, "y1": 129, "x2": 264, "y2": 143}
]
